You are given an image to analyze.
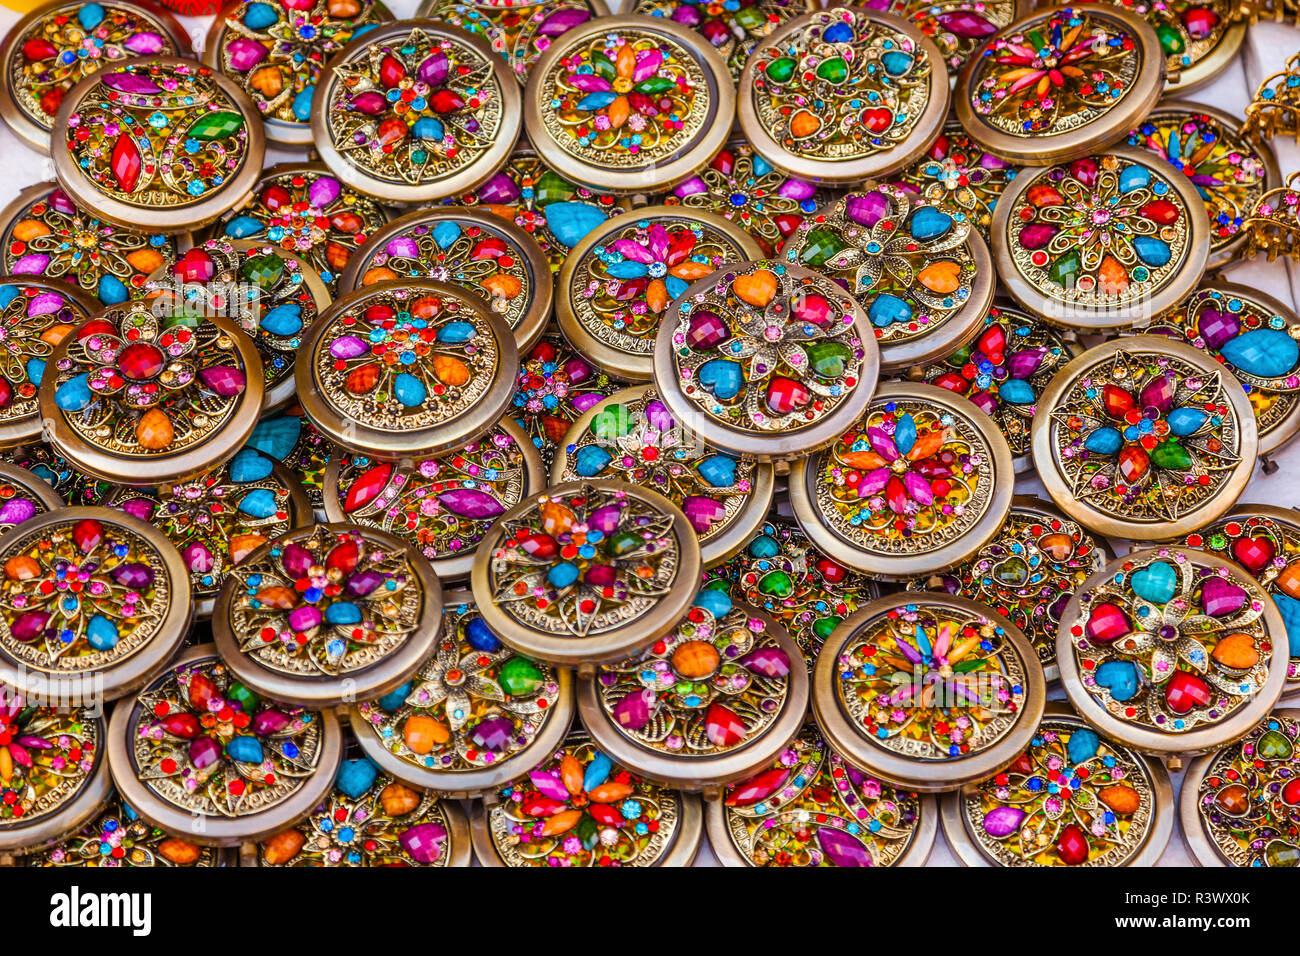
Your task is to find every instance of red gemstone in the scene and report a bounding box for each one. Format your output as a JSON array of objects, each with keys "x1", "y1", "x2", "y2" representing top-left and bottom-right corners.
[
  {"x1": 261, "y1": 184, "x2": 292, "y2": 210},
  {"x1": 517, "y1": 530, "x2": 558, "y2": 560},
  {"x1": 0, "y1": 378, "x2": 11, "y2": 410},
  {"x1": 1085, "y1": 602, "x2": 1132, "y2": 644},
  {"x1": 933, "y1": 372, "x2": 971, "y2": 394},
  {"x1": 766, "y1": 377, "x2": 810, "y2": 414},
  {"x1": 1282, "y1": 778, "x2": 1300, "y2": 805},
  {"x1": 1056, "y1": 824, "x2": 1090, "y2": 865},
  {"x1": 815, "y1": 557, "x2": 847, "y2": 583},
  {"x1": 1139, "y1": 199, "x2": 1180, "y2": 226},
  {"x1": 725, "y1": 767, "x2": 790, "y2": 807},
  {"x1": 975, "y1": 324, "x2": 1007, "y2": 363},
  {"x1": 1181, "y1": 6, "x2": 1219, "y2": 37},
  {"x1": 187, "y1": 673, "x2": 217, "y2": 710},
  {"x1": 470, "y1": 237, "x2": 508, "y2": 260},
  {"x1": 885, "y1": 476, "x2": 909, "y2": 514},
  {"x1": 704, "y1": 703, "x2": 747, "y2": 747},
  {"x1": 588, "y1": 803, "x2": 625, "y2": 827},
  {"x1": 379, "y1": 54, "x2": 406, "y2": 88},
  {"x1": 774, "y1": 213, "x2": 803, "y2": 238},
  {"x1": 331, "y1": 211, "x2": 364, "y2": 233},
  {"x1": 110, "y1": 133, "x2": 142, "y2": 193},
  {"x1": 1165, "y1": 671, "x2": 1211, "y2": 714},
  {"x1": 72, "y1": 518, "x2": 104, "y2": 553},
  {"x1": 431, "y1": 90, "x2": 466, "y2": 113},
  {"x1": 1101, "y1": 384, "x2": 1135, "y2": 418},
  {"x1": 345, "y1": 463, "x2": 392, "y2": 513},
  {"x1": 326, "y1": 540, "x2": 359, "y2": 574},
  {"x1": 159, "y1": 713, "x2": 201, "y2": 738},
  {"x1": 1118, "y1": 445, "x2": 1150, "y2": 483},
  {"x1": 375, "y1": 118, "x2": 407, "y2": 147},
  {"x1": 118, "y1": 342, "x2": 165, "y2": 382},
  {"x1": 1009, "y1": 752, "x2": 1034, "y2": 775},
  {"x1": 1232, "y1": 536, "x2": 1276, "y2": 574},
  {"x1": 173, "y1": 249, "x2": 216, "y2": 284},
  {"x1": 710, "y1": 149, "x2": 735, "y2": 175},
  {"x1": 22, "y1": 38, "x2": 57, "y2": 61}
]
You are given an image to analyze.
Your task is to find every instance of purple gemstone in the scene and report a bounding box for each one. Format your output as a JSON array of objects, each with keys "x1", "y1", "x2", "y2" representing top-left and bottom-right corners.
[
  {"x1": 198, "y1": 366, "x2": 246, "y2": 397},
  {"x1": 111, "y1": 562, "x2": 155, "y2": 589},
  {"x1": 27, "y1": 292, "x2": 67, "y2": 316},
  {"x1": 251, "y1": 708, "x2": 290, "y2": 735},
  {"x1": 818, "y1": 827, "x2": 873, "y2": 867},
  {"x1": 587, "y1": 504, "x2": 622, "y2": 535},
  {"x1": 613, "y1": 689, "x2": 655, "y2": 730},
  {"x1": 1139, "y1": 374, "x2": 1174, "y2": 414},
  {"x1": 345, "y1": 569, "x2": 386, "y2": 598},
  {"x1": 119, "y1": 498, "x2": 157, "y2": 522},
  {"x1": 123, "y1": 31, "x2": 165, "y2": 55},
  {"x1": 645, "y1": 400, "x2": 675, "y2": 431},
  {"x1": 737, "y1": 646, "x2": 791, "y2": 678},
  {"x1": 288, "y1": 605, "x2": 321, "y2": 632},
  {"x1": 385, "y1": 236, "x2": 420, "y2": 259},
  {"x1": 980, "y1": 152, "x2": 1010, "y2": 170},
  {"x1": 281, "y1": 542, "x2": 314, "y2": 577},
  {"x1": 184, "y1": 543, "x2": 213, "y2": 573},
  {"x1": 399, "y1": 823, "x2": 447, "y2": 863},
  {"x1": 100, "y1": 72, "x2": 161, "y2": 95},
  {"x1": 0, "y1": 498, "x2": 37, "y2": 525},
  {"x1": 686, "y1": 309, "x2": 730, "y2": 350},
  {"x1": 469, "y1": 715, "x2": 514, "y2": 752},
  {"x1": 437, "y1": 488, "x2": 504, "y2": 519},
  {"x1": 12, "y1": 254, "x2": 50, "y2": 275},
  {"x1": 683, "y1": 495, "x2": 726, "y2": 533},
  {"x1": 1201, "y1": 577, "x2": 1248, "y2": 617},
  {"x1": 477, "y1": 172, "x2": 521, "y2": 205},
  {"x1": 982, "y1": 805, "x2": 1025, "y2": 837},
  {"x1": 1018, "y1": 223, "x2": 1057, "y2": 250},
  {"x1": 225, "y1": 37, "x2": 267, "y2": 72},
  {"x1": 329, "y1": 335, "x2": 369, "y2": 360},
  {"x1": 673, "y1": 176, "x2": 708, "y2": 198},
  {"x1": 188, "y1": 737, "x2": 220, "y2": 770},
  {"x1": 585, "y1": 564, "x2": 616, "y2": 588},
  {"x1": 968, "y1": 390, "x2": 998, "y2": 415},
  {"x1": 537, "y1": 7, "x2": 590, "y2": 37},
  {"x1": 350, "y1": 91, "x2": 387, "y2": 115},
  {"x1": 845, "y1": 191, "x2": 889, "y2": 227},
  {"x1": 563, "y1": 357, "x2": 591, "y2": 384},
  {"x1": 571, "y1": 392, "x2": 604, "y2": 413},
  {"x1": 417, "y1": 51, "x2": 448, "y2": 88},
  {"x1": 48, "y1": 189, "x2": 77, "y2": 216},
  {"x1": 777, "y1": 178, "x2": 818, "y2": 201},
  {"x1": 935, "y1": 10, "x2": 996, "y2": 38},
  {"x1": 1198, "y1": 309, "x2": 1241, "y2": 350},
  {"x1": 904, "y1": 471, "x2": 934, "y2": 506},
  {"x1": 670, "y1": 4, "x2": 702, "y2": 26},
  {"x1": 10, "y1": 610, "x2": 49, "y2": 643},
  {"x1": 308, "y1": 176, "x2": 341, "y2": 209},
  {"x1": 1008, "y1": 347, "x2": 1046, "y2": 379}
]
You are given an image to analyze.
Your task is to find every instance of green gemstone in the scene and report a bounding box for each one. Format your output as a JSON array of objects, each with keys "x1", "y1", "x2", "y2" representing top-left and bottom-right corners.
[
  {"x1": 1258, "y1": 728, "x2": 1294, "y2": 760},
  {"x1": 606, "y1": 531, "x2": 641, "y2": 557},
  {"x1": 799, "y1": 228, "x2": 846, "y2": 267},
  {"x1": 993, "y1": 556, "x2": 1029, "y2": 586},
  {"x1": 1264, "y1": 840, "x2": 1300, "y2": 867},
  {"x1": 591, "y1": 51, "x2": 616, "y2": 80},
  {"x1": 227, "y1": 682, "x2": 260, "y2": 714},
  {"x1": 812, "y1": 615, "x2": 843, "y2": 640},
  {"x1": 634, "y1": 77, "x2": 675, "y2": 95},
  {"x1": 1155, "y1": 23, "x2": 1185, "y2": 55},
  {"x1": 1047, "y1": 250, "x2": 1081, "y2": 289},
  {"x1": 803, "y1": 340, "x2": 852, "y2": 378},
  {"x1": 765, "y1": 56, "x2": 796, "y2": 83},
  {"x1": 816, "y1": 56, "x2": 848, "y2": 83},
  {"x1": 734, "y1": 6, "x2": 766, "y2": 31},
  {"x1": 499, "y1": 656, "x2": 544, "y2": 696},
  {"x1": 1150, "y1": 439, "x2": 1192, "y2": 471},
  {"x1": 241, "y1": 253, "x2": 285, "y2": 287},
  {"x1": 590, "y1": 404, "x2": 630, "y2": 440},
  {"x1": 189, "y1": 110, "x2": 245, "y2": 141},
  {"x1": 534, "y1": 170, "x2": 575, "y2": 206},
  {"x1": 758, "y1": 569, "x2": 793, "y2": 597}
]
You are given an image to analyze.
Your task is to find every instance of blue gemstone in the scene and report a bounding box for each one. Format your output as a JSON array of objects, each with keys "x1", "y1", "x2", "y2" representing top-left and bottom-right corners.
[
  {"x1": 697, "y1": 358, "x2": 742, "y2": 400},
  {"x1": 605, "y1": 260, "x2": 648, "y2": 279},
  {"x1": 376, "y1": 681, "x2": 412, "y2": 712},
  {"x1": 229, "y1": 448, "x2": 274, "y2": 482},
  {"x1": 748, "y1": 534, "x2": 779, "y2": 559},
  {"x1": 247, "y1": 415, "x2": 301, "y2": 460},
  {"x1": 0, "y1": 286, "x2": 17, "y2": 309},
  {"x1": 243, "y1": 2, "x2": 279, "y2": 30},
  {"x1": 1084, "y1": 426, "x2": 1122, "y2": 454},
  {"x1": 574, "y1": 444, "x2": 613, "y2": 477},
  {"x1": 412, "y1": 117, "x2": 444, "y2": 140},
  {"x1": 86, "y1": 614, "x2": 118, "y2": 651},
  {"x1": 1221, "y1": 328, "x2": 1300, "y2": 378},
  {"x1": 292, "y1": 87, "x2": 314, "y2": 122},
  {"x1": 436, "y1": 321, "x2": 476, "y2": 343},
  {"x1": 893, "y1": 413, "x2": 917, "y2": 455},
  {"x1": 78, "y1": 4, "x2": 105, "y2": 29},
  {"x1": 576, "y1": 91, "x2": 617, "y2": 110},
  {"x1": 238, "y1": 488, "x2": 279, "y2": 519},
  {"x1": 1133, "y1": 235, "x2": 1170, "y2": 267},
  {"x1": 465, "y1": 616, "x2": 502, "y2": 652},
  {"x1": 1166, "y1": 407, "x2": 1208, "y2": 436},
  {"x1": 881, "y1": 51, "x2": 913, "y2": 76},
  {"x1": 696, "y1": 454, "x2": 737, "y2": 488},
  {"x1": 1066, "y1": 727, "x2": 1100, "y2": 765},
  {"x1": 25, "y1": 358, "x2": 45, "y2": 388},
  {"x1": 693, "y1": 588, "x2": 732, "y2": 618},
  {"x1": 261, "y1": 304, "x2": 303, "y2": 337},
  {"x1": 325, "y1": 601, "x2": 362, "y2": 625},
  {"x1": 225, "y1": 215, "x2": 265, "y2": 239},
  {"x1": 55, "y1": 374, "x2": 92, "y2": 411},
  {"x1": 431, "y1": 221, "x2": 462, "y2": 249},
  {"x1": 583, "y1": 751, "x2": 612, "y2": 792},
  {"x1": 543, "y1": 202, "x2": 607, "y2": 247},
  {"x1": 998, "y1": 378, "x2": 1036, "y2": 404},
  {"x1": 1273, "y1": 593, "x2": 1300, "y2": 656},
  {"x1": 908, "y1": 206, "x2": 953, "y2": 241},
  {"x1": 225, "y1": 736, "x2": 264, "y2": 764},
  {"x1": 393, "y1": 372, "x2": 427, "y2": 408},
  {"x1": 1131, "y1": 560, "x2": 1177, "y2": 604},
  {"x1": 547, "y1": 561, "x2": 580, "y2": 588},
  {"x1": 822, "y1": 21, "x2": 854, "y2": 42},
  {"x1": 1118, "y1": 164, "x2": 1150, "y2": 192},
  {"x1": 335, "y1": 758, "x2": 378, "y2": 798},
  {"x1": 97, "y1": 274, "x2": 128, "y2": 305},
  {"x1": 868, "y1": 292, "x2": 912, "y2": 327},
  {"x1": 1095, "y1": 660, "x2": 1141, "y2": 701}
]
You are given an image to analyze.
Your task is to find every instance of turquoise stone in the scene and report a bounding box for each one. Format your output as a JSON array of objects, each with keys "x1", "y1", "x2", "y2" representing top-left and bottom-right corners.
[
  {"x1": 243, "y1": 2, "x2": 278, "y2": 29},
  {"x1": 1118, "y1": 165, "x2": 1150, "y2": 192},
  {"x1": 261, "y1": 304, "x2": 302, "y2": 337},
  {"x1": 224, "y1": 215, "x2": 265, "y2": 239},
  {"x1": 335, "y1": 758, "x2": 378, "y2": 798},
  {"x1": 998, "y1": 378, "x2": 1036, "y2": 404},
  {"x1": 574, "y1": 444, "x2": 613, "y2": 477},
  {"x1": 748, "y1": 534, "x2": 779, "y2": 559},
  {"x1": 1133, "y1": 235, "x2": 1170, "y2": 267},
  {"x1": 97, "y1": 274, "x2": 128, "y2": 305},
  {"x1": 893, "y1": 413, "x2": 917, "y2": 455},
  {"x1": 1221, "y1": 328, "x2": 1300, "y2": 378},
  {"x1": 696, "y1": 454, "x2": 737, "y2": 487},
  {"x1": 247, "y1": 415, "x2": 301, "y2": 460},
  {"x1": 1131, "y1": 560, "x2": 1177, "y2": 604},
  {"x1": 78, "y1": 4, "x2": 105, "y2": 29},
  {"x1": 606, "y1": 261, "x2": 648, "y2": 279},
  {"x1": 908, "y1": 206, "x2": 953, "y2": 241},
  {"x1": 1095, "y1": 660, "x2": 1140, "y2": 701},
  {"x1": 547, "y1": 561, "x2": 580, "y2": 588},
  {"x1": 377, "y1": 681, "x2": 412, "y2": 712},
  {"x1": 412, "y1": 117, "x2": 444, "y2": 140},
  {"x1": 583, "y1": 751, "x2": 611, "y2": 793},
  {"x1": 0, "y1": 286, "x2": 16, "y2": 309},
  {"x1": 881, "y1": 51, "x2": 913, "y2": 76},
  {"x1": 1066, "y1": 727, "x2": 1100, "y2": 765},
  {"x1": 868, "y1": 293, "x2": 912, "y2": 327},
  {"x1": 237, "y1": 488, "x2": 279, "y2": 519},
  {"x1": 229, "y1": 448, "x2": 274, "y2": 482},
  {"x1": 1167, "y1": 407, "x2": 1208, "y2": 436},
  {"x1": 693, "y1": 588, "x2": 733, "y2": 618},
  {"x1": 431, "y1": 221, "x2": 462, "y2": 249},
  {"x1": 393, "y1": 372, "x2": 427, "y2": 408},
  {"x1": 55, "y1": 373, "x2": 92, "y2": 411},
  {"x1": 291, "y1": 87, "x2": 314, "y2": 122},
  {"x1": 225, "y1": 736, "x2": 264, "y2": 764},
  {"x1": 86, "y1": 614, "x2": 118, "y2": 651},
  {"x1": 1274, "y1": 593, "x2": 1300, "y2": 656},
  {"x1": 1084, "y1": 426, "x2": 1122, "y2": 454},
  {"x1": 25, "y1": 358, "x2": 44, "y2": 387},
  {"x1": 437, "y1": 321, "x2": 476, "y2": 343},
  {"x1": 325, "y1": 601, "x2": 362, "y2": 625},
  {"x1": 543, "y1": 202, "x2": 607, "y2": 247},
  {"x1": 697, "y1": 358, "x2": 742, "y2": 400}
]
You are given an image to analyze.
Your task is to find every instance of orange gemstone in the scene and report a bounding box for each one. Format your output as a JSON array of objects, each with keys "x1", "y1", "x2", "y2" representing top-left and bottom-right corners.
[
  {"x1": 1038, "y1": 533, "x2": 1074, "y2": 562},
  {"x1": 12, "y1": 219, "x2": 49, "y2": 242},
  {"x1": 1215, "y1": 783, "x2": 1250, "y2": 816},
  {"x1": 1276, "y1": 560, "x2": 1300, "y2": 599},
  {"x1": 4, "y1": 555, "x2": 40, "y2": 580},
  {"x1": 324, "y1": 241, "x2": 352, "y2": 272},
  {"x1": 126, "y1": 248, "x2": 165, "y2": 274},
  {"x1": 410, "y1": 296, "x2": 441, "y2": 320},
  {"x1": 539, "y1": 500, "x2": 575, "y2": 535},
  {"x1": 671, "y1": 639, "x2": 721, "y2": 679},
  {"x1": 403, "y1": 714, "x2": 449, "y2": 754},
  {"x1": 229, "y1": 533, "x2": 267, "y2": 564},
  {"x1": 917, "y1": 260, "x2": 961, "y2": 294},
  {"x1": 362, "y1": 266, "x2": 398, "y2": 286},
  {"x1": 1097, "y1": 255, "x2": 1128, "y2": 296},
  {"x1": 432, "y1": 355, "x2": 470, "y2": 386},
  {"x1": 1097, "y1": 784, "x2": 1141, "y2": 815},
  {"x1": 1117, "y1": 445, "x2": 1149, "y2": 482},
  {"x1": 345, "y1": 362, "x2": 380, "y2": 394},
  {"x1": 790, "y1": 110, "x2": 820, "y2": 138},
  {"x1": 732, "y1": 269, "x2": 778, "y2": 307},
  {"x1": 157, "y1": 837, "x2": 202, "y2": 864},
  {"x1": 40, "y1": 324, "x2": 73, "y2": 347},
  {"x1": 255, "y1": 585, "x2": 297, "y2": 609},
  {"x1": 481, "y1": 273, "x2": 522, "y2": 299},
  {"x1": 380, "y1": 781, "x2": 421, "y2": 816},
  {"x1": 1211, "y1": 632, "x2": 1259, "y2": 670},
  {"x1": 261, "y1": 828, "x2": 305, "y2": 864},
  {"x1": 136, "y1": 408, "x2": 174, "y2": 450}
]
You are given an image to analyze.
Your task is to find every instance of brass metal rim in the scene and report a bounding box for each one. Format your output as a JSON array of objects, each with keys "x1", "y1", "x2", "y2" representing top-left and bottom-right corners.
[
  {"x1": 1056, "y1": 548, "x2": 1291, "y2": 757},
  {"x1": 293, "y1": 278, "x2": 520, "y2": 461},
  {"x1": 0, "y1": 506, "x2": 193, "y2": 701},
  {"x1": 1030, "y1": 335, "x2": 1259, "y2": 540},
  {"x1": 736, "y1": 7, "x2": 951, "y2": 184},
  {"x1": 549, "y1": 385, "x2": 777, "y2": 568},
  {"x1": 788, "y1": 381, "x2": 1016, "y2": 578},
  {"x1": 991, "y1": 146, "x2": 1210, "y2": 329},
  {"x1": 0, "y1": 461, "x2": 65, "y2": 514},
  {"x1": 0, "y1": 0, "x2": 191, "y2": 153},
  {"x1": 210, "y1": 522, "x2": 445, "y2": 707},
  {"x1": 954, "y1": 5, "x2": 1166, "y2": 165},
  {"x1": 524, "y1": 14, "x2": 735, "y2": 195},
  {"x1": 556, "y1": 206, "x2": 764, "y2": 381},
  {"x1": 107, "y1": 644, "x2": 343, "y2": 847},
  {"x1": 310, "y1": 19, "x2": 522, "y2": 205},
  {"x1": 575, "y1": 599, "x2": 809, "y2": 792},
  {"x1": 810, "y1": 592, "x2": 1047, "y2": 792},
  {"x1": 939, "y1": 701, "x2": 1174, "y2": 867},
  {"x1": 469, "y1": 478, "x2": 703, "y2": 667},
  {"x1": 50, "y1": 56, "x2": 267, "y2": 231},
  {"x1": 320, "y1": 415, "x2": 547, "y2": 581},
  {"x1": 338, "y1": 205, "x2": 554, "y2": 354}
]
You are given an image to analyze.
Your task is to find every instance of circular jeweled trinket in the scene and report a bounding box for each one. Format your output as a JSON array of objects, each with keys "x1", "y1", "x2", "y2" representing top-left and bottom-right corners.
[
  {"x1": 811, "y1": 593, "x2": 1046, "y2": 792},
  {"x1": 205, "y1": 0, "x2": 394, "y2": 148},
  {"x1": 207, "y1": 162, "x2": 391, "y2": 294},
  {"x1": 552, "y1": 385, "x2": 774, "y2": 567},
  {"x1": 1182, "y1": 505, "x2": 1300, "y2": 699},
  {"x1": 905, "y1": 495, "x2": 1112, "y2": 681},
  {"x1": 296, "y1": 279, "x2": 518, "y2": 461},
  {"x1": 738, "y1": 6, "x2": 948, "y2": 184},
  {"x1": 0, "y1": 278, "x2": 99, "y2": 448},
  {"x1": 1058, "y1": 547, "x2": 1288, "y2": 757},
  {"x1": 312, "y1": 19, "x2": 520, "y2": 206},
  {"x1": 954, "y1": 5, "x2": 1164, "y2": 165},
  {"x1": 211, "y1": 523, "x2": 443, "y2": 707},
  {"x1": 1031, "y1": 336, "x2": 1257, "y2": 541},
  {"x1": 0, "y1": 0, "x2": 189, "y2": 153},
  {"x1": 0, "y1": 183, "x2": 183, "y2": 306},
  {"x1": 145, "y1": 238, "x2": 332, "y2": 412},
  {"x1": 323, "y1": 417, "x2": 545, "y2": 580},
  {"x1": 470, "y1": 479, "x2": 701, "y2": 670},
  {"x1": 894, "y1": 120, "x2": 1021, "y2": 242},
  {"x1": 512, "y1": 334, "x2": 619, "y2": 469},
  {"x1": 559, "y1": 207, "x2": 763, "y2": 382},
  {"x1": 1180, "y1": 709, "x2": 1300, "y2": 867},
  {"x1": 0, "y1": 507, "x2": 191, "y2": 702},
  {"x1": 40, "y1": 302, "x2": 265, "y2": 487},
  {"x1": 788, "y1": 382, "x2": 1015, "y2": 578},
  {"x1": 96, "y1": 448, "x2": 312, "y2": 618},
  {"x1": 52, "y1": 57, "x2": 266, "y2": 232},
  {"x1": 107, "y1": 645, "x2": 342, "y2": 846},
  {"x1": 941, "y1": 703, "x2": 1172, "y2": 866},
  {"x1": 340, "y1": 207, "x2": 553, "y2": 354},
  {"x1": 0, "y1": 697, "x2": 108, "y2": 856},
  {"x1": 1092, "y1": 0, "x2": 1243, "y2": 93},
  {"x1": 26, "y1": 793, "x2": 225, "y2": 866},
  {"x1": 883, "y1": 0, "x2": 1032, "y2": 75},
  {"x1": 523, "y1": 14, "x2": 734, "y2": 195},
  {"x1": 1126, "y1": 103, "x2": 1278, "y2": 270},
  {"x1": 1143, "y1": 283, "x2": 1300, "y2": 455},
  {"x1": 783, "y1": 184, "x2": 994, "y2": 372},
  {"x1": 652, "y1": 260, "x2": 880, "y2": 462},
  {"x1": 469, "y1": 729, "x2": 703, "y2": 865},
  {"x1": 991, "y1": 148, "x2": 1208, "y2": 329},
  {"x1": 706, "y1": 721, "x2": 935, "y2": 866},
  {"x1": 578, "y1": 584, "x2": 807, "y2": 793},
  {"x1": 350, "y1": 589, "x2": 573, "y2": 796},
  {"x1": 919, "y1": 302, "x2": 1077, "y2": 472},
  {"x1": 632, "y1": 0, "x2": 813, "y2": 82},
  {"x1": 660, "y1": 138, "x2": 828, "y2": 256},
  {"x1": 256, "y1": 759, "x2": 471, "y2": 866},
  {"x1": 0, "y1": 462, "x2": 63, "y2": 532}
]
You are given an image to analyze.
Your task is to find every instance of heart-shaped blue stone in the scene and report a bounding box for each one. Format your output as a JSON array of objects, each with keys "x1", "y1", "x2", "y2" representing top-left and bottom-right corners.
[
  {"x1": 697, "y1": 359, "x2": 742, "y2": 401},
  {"x1": 1130, "y1": 560, "x2": 1177, "y2": 605}
]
